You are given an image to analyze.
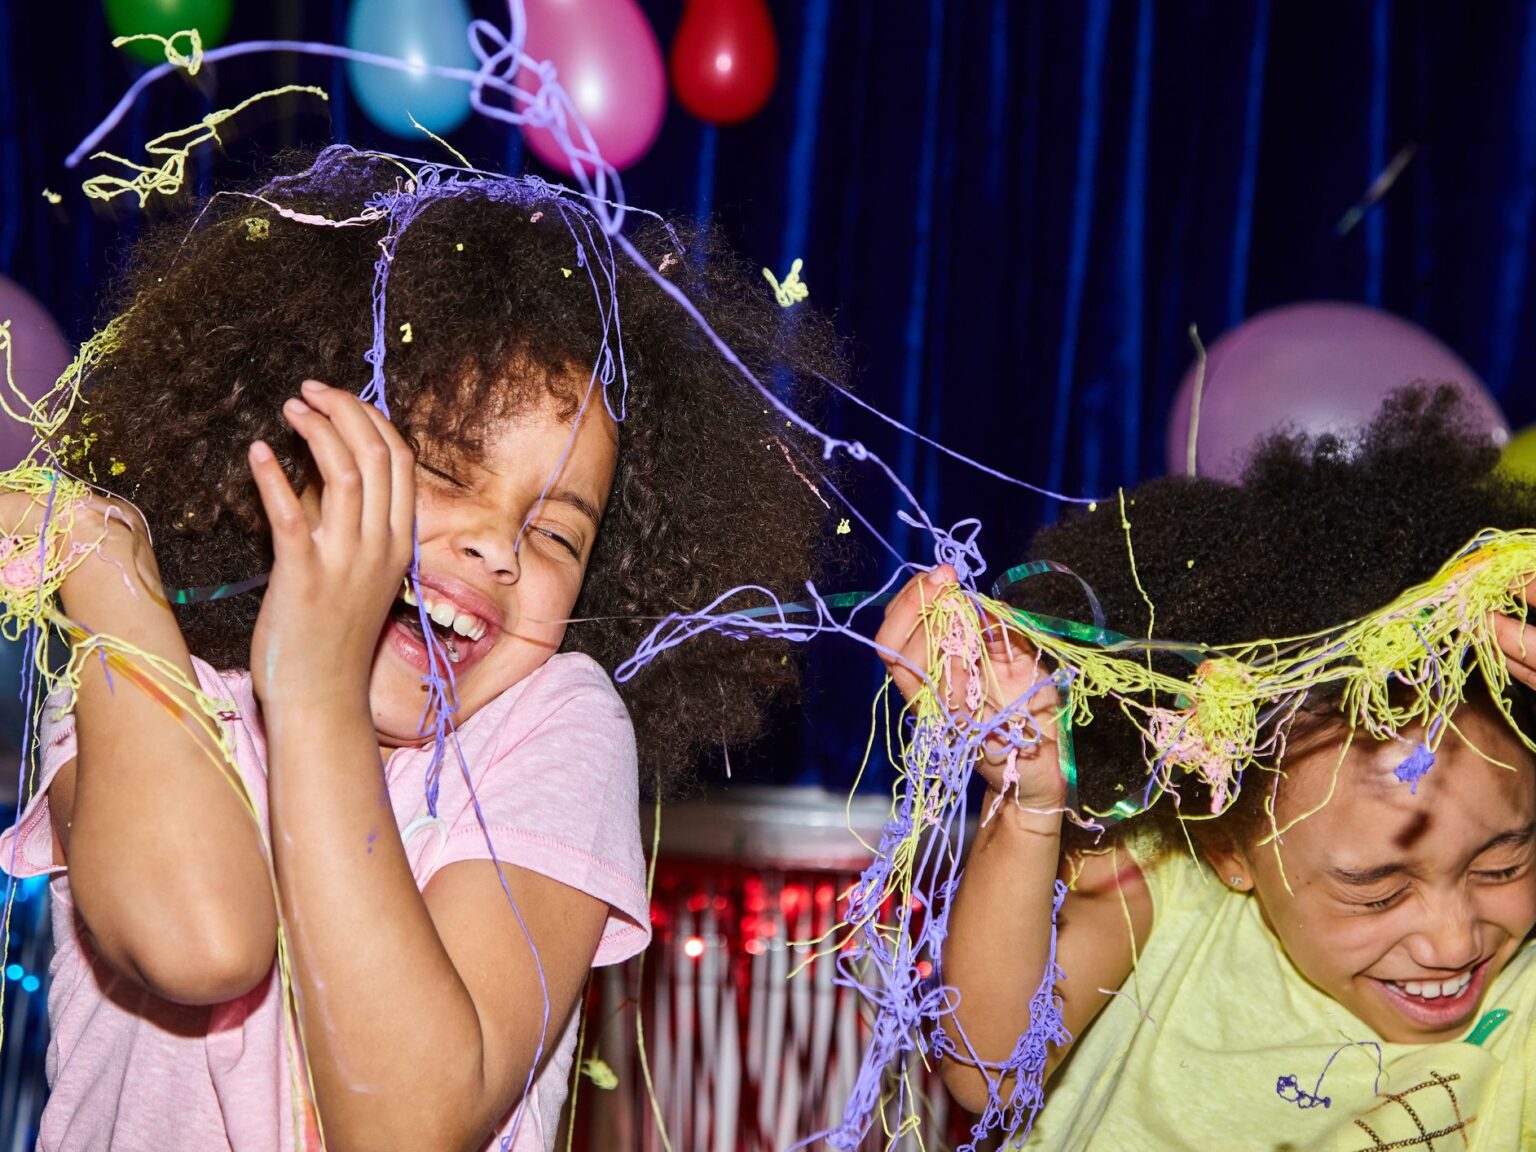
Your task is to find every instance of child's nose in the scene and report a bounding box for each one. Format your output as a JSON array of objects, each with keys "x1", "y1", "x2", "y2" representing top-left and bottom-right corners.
[
  {"x1": 453, "y1": 528, "x2": 520, "y2": 583},
  {"x1": 1408, "y1": 895, "x2": 1480, "y2": 971}
]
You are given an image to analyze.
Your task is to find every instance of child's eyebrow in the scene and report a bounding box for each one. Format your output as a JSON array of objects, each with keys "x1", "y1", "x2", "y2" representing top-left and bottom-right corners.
[
  {"x1": 1472, "y1": 820, "x2": 1536, "y2": 858},
  {"x1": 1328, "y1": 862, "x2": 1407, "y2": 887},
  {"x1": 540, "y1": 487, "x2": 603, "y2": 526},
  {"x1": 1329, "y1": 821, "x2": 1536, "y2": 886}
]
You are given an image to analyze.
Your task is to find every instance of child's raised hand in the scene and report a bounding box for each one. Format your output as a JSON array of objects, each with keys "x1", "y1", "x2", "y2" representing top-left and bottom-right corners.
[
  {"x1": 1494, "y1": 575, "x2": 1536, "y2": 691},
  {"x1": 875, "y1": 564, "x2": 1066, "y2": 809},
  {"x1": 0, "y1": 484, "x2": 162, "y2": 611},
  {"x1": 247, "y1": 379, "x2": 415, "y2": 705}
]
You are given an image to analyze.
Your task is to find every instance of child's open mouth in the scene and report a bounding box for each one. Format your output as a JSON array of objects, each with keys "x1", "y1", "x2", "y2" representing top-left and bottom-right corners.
[
  {"x1": 1371, "y1": 958, "x2": 1490, "y2": 1030},
  {"x1": 384, "y1": 577, "x2": 500, "y2": 675}
]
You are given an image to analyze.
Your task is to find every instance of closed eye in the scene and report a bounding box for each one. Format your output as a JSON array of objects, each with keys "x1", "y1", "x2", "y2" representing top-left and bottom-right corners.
[
  {"x1": 1474, "y1": 864, "x2": 1526, "y2": 883},
  {"x1": 1359, "y1": 889, "x2": 1407, "y2": 912},
  {"x1": 419, "y1": 462, "x2": 468, "y2": 488},
  {"x1": 534, "y1": 526, "x2": 580, "y2": 559}
]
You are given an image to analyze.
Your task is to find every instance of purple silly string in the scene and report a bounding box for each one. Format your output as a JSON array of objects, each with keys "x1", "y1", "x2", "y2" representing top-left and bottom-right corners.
[
  {"x1": 1392, "y1": 621, "x2": 1448, "y2": 793},
  {"x1": 609, "y1": 534, "x2": 1082, "y2": 1144},
  {"x1": 936, "y1": 881, "x2": 1071, "y2": 1150},
  {"x1": 314, "y1": 165, "x2": 632, "y2": 1139},
  {"x1": 58, "y1": 4, "x2": 1127, "y2": 1142},
  {"x1": 1394, "y1": 740, "x2": 1436, "y2": 792}
]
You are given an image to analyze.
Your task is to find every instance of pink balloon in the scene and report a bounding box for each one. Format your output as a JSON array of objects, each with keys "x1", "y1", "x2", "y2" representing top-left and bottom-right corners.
[
  {"x1": 1166, "y1": 302, "x2": 1509, "y2": 481},
  {"x1": 517, "y1": 0, "x2": 667, "y2": 175},
  {"x1": 0, "y1": 277, "x2": 70, "y2": 472}
]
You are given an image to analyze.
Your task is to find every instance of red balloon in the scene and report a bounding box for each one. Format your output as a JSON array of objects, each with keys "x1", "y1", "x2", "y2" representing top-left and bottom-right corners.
[{"x1": 669, "y1": 0, "x2": 778, "y2": 126}]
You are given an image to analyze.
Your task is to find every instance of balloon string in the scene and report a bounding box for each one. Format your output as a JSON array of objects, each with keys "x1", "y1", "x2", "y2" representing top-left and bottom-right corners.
[{"x1": 1185, "y1": 324, "x2": 1207, "y2": 477}]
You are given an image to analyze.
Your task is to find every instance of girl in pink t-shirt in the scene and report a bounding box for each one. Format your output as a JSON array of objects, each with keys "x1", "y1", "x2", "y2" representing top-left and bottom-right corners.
[{"x1": 0, "y1": 148, "x2": 838, "y2": 1151}]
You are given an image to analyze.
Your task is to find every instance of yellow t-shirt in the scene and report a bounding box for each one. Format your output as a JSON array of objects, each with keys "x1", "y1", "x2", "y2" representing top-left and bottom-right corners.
[{"x1": 1022, "y1": 838, "x2": 1536, "y2": 1151}]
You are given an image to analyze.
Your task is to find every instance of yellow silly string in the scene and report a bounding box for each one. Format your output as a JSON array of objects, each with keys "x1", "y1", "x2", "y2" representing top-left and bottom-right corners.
[
  {"x1": 0, "y1": 280, "x2": 323, "y2": 1141},
  {"x1": 820, "y1": 534, "x2": 1536, "y2": 1141},
  {"x1": 112, "y1": 28, "x2": 204, "y2": 74},
  {"x1": 83, "y1": 86, "x2": 329, "y2": 208},
  {"x1": 841, "y1": 528, "x2": 1536, "y2": 936}
]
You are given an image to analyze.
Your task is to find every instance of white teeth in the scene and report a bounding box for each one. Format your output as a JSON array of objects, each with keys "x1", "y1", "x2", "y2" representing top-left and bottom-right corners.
[
  {"x1": 1394, "y1": 971, "x2": 1472, "y2": 1000},
  {"x1": 410, "y1": 590, "x2": 489, "y2": 646}
]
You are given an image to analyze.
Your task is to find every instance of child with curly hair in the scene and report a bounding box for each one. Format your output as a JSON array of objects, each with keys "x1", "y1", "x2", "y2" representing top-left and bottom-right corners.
[
  {"x1": 878, "y1": 387, "x2": 1536, "y2": 1149},
  {"x1": 0, "y1": 147, "x2": 839, "y2": 1152}
]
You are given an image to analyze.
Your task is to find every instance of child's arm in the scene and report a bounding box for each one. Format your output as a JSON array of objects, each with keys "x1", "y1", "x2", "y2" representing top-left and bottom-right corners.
[
  {"x1": 35, "y1": 496, "x2": 277, "y2": 1005},
  {"x1": 249, "y1": 382, "x2": 607, "y2": 1151},
  {"x1": 875, "y1": 569, "x2": 1151, "y2": 1114}
]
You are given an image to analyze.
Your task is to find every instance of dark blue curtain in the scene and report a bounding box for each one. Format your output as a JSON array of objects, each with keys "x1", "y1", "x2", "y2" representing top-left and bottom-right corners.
[
  {"x1": 5, "y1": 1, "x2": 1536, "y2": 787},
  {"x1": 10, "y1": 0, "x2": 1536, "y2": 1140}
]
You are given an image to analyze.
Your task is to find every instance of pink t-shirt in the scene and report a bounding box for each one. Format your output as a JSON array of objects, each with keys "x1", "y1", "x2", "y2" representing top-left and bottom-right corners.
[{"x1": 0, "y1": 651, "x2": 651, "y2": 1152}]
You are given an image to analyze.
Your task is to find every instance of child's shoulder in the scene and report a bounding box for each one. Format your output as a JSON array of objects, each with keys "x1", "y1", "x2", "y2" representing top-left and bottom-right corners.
[
  {"x1": 462, "y1": 651, "x2": 635, "y2": 761},
  {"x1": 496, "y1": 651, "x2": 629, "y2": 720},
  {"x1": 387, "y1": 653, "x2": 639, "y2": 825}
]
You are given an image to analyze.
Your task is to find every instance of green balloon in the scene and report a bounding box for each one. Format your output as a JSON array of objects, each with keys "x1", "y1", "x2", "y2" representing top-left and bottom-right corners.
[
  {"x1": 1500, "y1": 424, "x2": 1536, "y2": 484},
  {"x1": 104, "y1": 0, "x2": 233, "y2": 66}
]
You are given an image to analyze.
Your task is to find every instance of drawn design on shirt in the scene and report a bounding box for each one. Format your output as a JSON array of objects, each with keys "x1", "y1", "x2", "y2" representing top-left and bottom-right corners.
[
  {"x1": 1346, "y1": 1070, "x2": 1474, "y2": 1151},
  {"x1": 1276, "y1": 1038, "x2": 1384, "y2": 1110}
]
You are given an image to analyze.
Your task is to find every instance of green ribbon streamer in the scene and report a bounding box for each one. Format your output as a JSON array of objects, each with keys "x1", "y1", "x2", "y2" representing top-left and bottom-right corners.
[
  {"x1": 167, "y1": 573, "x2": 269, "y2": 605},
  {"x1": 1465, "y1": 1008, "x2": 1510, "y2": 1047}
]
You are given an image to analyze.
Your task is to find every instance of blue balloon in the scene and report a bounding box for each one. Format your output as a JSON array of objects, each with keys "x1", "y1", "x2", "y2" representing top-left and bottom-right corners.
[{"x1": 345, "y1": 0, "x2": 476, "y2": 138}]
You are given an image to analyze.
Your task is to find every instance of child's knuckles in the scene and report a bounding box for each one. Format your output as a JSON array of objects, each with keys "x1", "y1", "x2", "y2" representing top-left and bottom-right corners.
[
  {"x1": 329, "y1": 466, "x2": 364, "y2": 492},
  {"x1": 270, "y1": 506, "x2": 308, "y2": 535},
  {"x1": 356, "y1": 438, "x2": 391, "y2": 466}
]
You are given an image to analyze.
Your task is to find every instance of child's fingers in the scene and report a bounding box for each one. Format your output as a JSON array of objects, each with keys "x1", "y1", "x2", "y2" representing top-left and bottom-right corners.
[
  {"x1": 874, "y1": 564, "x2": 956, "y2": 702},
  {"x1": 296, "y1": 380, "x2": 396, "y2": 538},
  {"x1": 1493, "y1": 612, "x2": 1536, "y2": 691},
  {"x1": 248, "y1": 441, "x2": 308, "y2": 553},
  {"x1": 879, "y1": 564, "x2": 955, "y2": 621},
  {"x1": 876, "y1": 564, "x2": 955, "y2": 646},
  {"x1": 282, "y1": 395, "x2": 364, "y2": 538},
  {"x1": 355, "y1": 402, "x2": 417, "y2": 550}
]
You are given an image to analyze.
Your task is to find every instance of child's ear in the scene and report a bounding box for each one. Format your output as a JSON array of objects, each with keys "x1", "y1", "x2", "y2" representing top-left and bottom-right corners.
[{"x1": 1202, "y1": 839, "x2": 1254, "y2": 893}]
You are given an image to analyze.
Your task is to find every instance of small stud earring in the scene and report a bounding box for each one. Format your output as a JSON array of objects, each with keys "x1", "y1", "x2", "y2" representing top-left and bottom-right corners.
[{"x1": 1229, "y1": 875, "x2": 1245, "y2": 888}]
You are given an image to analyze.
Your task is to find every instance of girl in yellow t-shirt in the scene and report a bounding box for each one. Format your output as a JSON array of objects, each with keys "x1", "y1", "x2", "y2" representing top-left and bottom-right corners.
[{"x1": 877, "y1": 387, "x2": 1536, "y2": 1150}]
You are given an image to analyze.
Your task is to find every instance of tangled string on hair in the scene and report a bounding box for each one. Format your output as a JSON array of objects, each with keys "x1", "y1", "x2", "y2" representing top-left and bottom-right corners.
[
  {"x1": 61, "y1": 148, "x2": 847, "y2": 793},
  {"x1": 1007, "y1": 384, "x2": 1536, "y2": 853}
]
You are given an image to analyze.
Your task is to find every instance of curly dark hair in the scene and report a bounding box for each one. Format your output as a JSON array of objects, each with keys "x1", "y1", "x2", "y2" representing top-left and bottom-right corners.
[
  {"x1": 61, "y1": 147, "x2": 844, "y2": 794},
  {"x1": 1006, "y1": 384, "x2": 1536, "y2": 853}
]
